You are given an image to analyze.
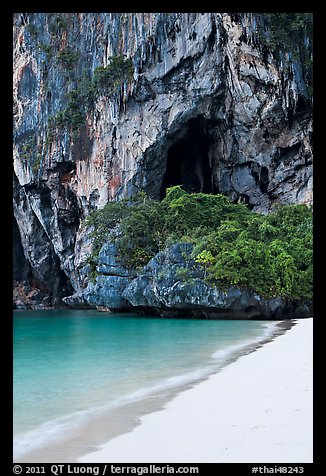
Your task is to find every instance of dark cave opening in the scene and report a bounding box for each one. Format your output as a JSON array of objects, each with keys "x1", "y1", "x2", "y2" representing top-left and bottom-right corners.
[
  {"x1": 260, "y1": 167, "x2": 269, "y2": 194},
  {"x1": 160, "y1": 116, "x2": 218, "y2": 199}
]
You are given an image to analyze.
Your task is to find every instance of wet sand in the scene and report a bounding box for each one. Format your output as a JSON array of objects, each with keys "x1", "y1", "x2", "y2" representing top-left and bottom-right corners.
[{"x1": 79, "y1": 319, "x2": 313, "y2": 463}]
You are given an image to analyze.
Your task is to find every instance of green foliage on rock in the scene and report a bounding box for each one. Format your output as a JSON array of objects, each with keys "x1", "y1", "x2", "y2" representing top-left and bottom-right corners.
[
  {"x1": 32, "y1": 154, "x2": 43, "y2": 173},
  {"x1": 93, "y1": 56, "x2": 133, "y2": 92},
  {"x1": 57, "y1": 47, "x2": 80, "y2": 70},
  {"x1": 48, "y1": 13, "x2": 68, "y2": 36},
  {"x1": 86, "y1": 192, "x2": 163, "y2": 271},
  {"x1": 26, "y1": 23, "x2": 38, "y2": 38},
  {"x1": 48, "y1": 55, "x2": 133, "y2": 136},
  {"x1": 39, "y1": 43, "x2": 53, "y2": 62},
  {"x1": 85, "y1": 186, "x2": 312, "y2": 302},
  {"x1": 264, "y1": 13, "x2": 312, "y2": 54},
  {"x1": 20, "y1": 141, "x2": 33, "y2": 160},
  {"x1": 258, "y1": 13, "x2": 313, "y2": 97}
]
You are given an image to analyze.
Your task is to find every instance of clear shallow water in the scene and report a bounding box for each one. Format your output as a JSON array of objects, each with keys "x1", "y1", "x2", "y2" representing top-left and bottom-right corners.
[{"x1": 14, "y1": 310, "x2": 278, "y2": 461}]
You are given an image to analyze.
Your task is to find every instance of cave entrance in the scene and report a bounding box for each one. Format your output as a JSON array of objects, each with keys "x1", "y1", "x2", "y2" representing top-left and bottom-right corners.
[{"x1": 160, "y1": 116, "x2": 218, "y2": 199}]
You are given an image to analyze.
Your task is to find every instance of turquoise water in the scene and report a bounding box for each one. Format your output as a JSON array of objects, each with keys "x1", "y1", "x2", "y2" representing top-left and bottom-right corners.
[{"x1": 14, "y1": 310, "x2": 278, "y2": 460}]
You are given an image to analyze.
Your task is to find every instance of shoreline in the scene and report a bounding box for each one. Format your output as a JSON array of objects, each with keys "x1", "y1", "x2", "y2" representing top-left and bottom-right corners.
[
  {"x1": 78, "y1": 318, "x2": 313, "y2": 463},
  {"x1": 15, "y1": 319, "x2": 287, "y2": 463}
]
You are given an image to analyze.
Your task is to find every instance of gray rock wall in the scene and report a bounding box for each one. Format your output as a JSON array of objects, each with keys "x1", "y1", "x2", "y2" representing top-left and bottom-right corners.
[
  {"x1": 13, "y1": 13, "x2": 313, "y2": 306},
  {"x1": 80, "y1": 242, "x2": 312, "y2": 319}
]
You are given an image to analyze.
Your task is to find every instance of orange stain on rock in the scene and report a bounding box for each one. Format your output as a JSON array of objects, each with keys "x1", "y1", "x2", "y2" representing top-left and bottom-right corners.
[
  {"x1": 108, "y1": 175, "x2": 121, "y2": 194},
  {"x1": 94, "y1": 154, "x2": 104, "y2": 169}
]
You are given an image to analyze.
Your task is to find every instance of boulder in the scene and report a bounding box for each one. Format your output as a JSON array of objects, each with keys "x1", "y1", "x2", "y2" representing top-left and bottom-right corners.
[
  {"x1": 82, "y1": 242, "x2": 132, "y2": 310},
  {"x1": 122, "y1": 243, "x2": 310, "y2": 319}
]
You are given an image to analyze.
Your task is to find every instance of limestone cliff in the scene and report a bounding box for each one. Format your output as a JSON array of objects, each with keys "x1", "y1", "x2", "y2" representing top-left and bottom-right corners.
[{"x1": 13, "y1": 13, "x2": 313, "y2": 308}]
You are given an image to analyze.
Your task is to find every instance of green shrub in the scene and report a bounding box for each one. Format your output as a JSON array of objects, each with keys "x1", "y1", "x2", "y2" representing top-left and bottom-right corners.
[
  {"x1": 175, "y1": 266, "x2": 192, "y2": 281},
  {"x1": 257, "y1": 13, "x2": 313, "y2": 97},
  {"x1": 39, "y1": 43, "x2": 53, "y2": 62},
  {"x1": 85, "y1": 186, "x2": 312, "y2": 301},
  {"x1": 48, "y1": 13, "x2": 68, "y2": 36},
  {"x1": 48, "y1": 88, "x2": 85, "y2": 132},
  {"x1": 26, "y1": 23, "x2": 38, "y2": 38},
  {"x1": 57, "y1": 47, "x2": 80, "y2": 70},
  {"x1": 46, "y1": 56, "x2": 133, "y2": 137},
  {"x1": 20, "y1": 139, "x2": 35, "y2": 161},
  {"x1": 32, "y1": 154, "x2": 43, "y2": 173},
  {"x1": 93, "y1": 56, "x2": 133, "y2": 92}
]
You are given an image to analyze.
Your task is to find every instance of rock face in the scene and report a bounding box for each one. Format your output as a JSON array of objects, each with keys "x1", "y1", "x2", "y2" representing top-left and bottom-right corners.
[
  {"x1": 80, "y1": 243, "x2": 132, "y2": 310},
  {"x1": 83, "y1": 243, "x2": 312, "y2": 319},
  {"x1": 13, "y1": 13, "x2": 313, "y2": 308}
]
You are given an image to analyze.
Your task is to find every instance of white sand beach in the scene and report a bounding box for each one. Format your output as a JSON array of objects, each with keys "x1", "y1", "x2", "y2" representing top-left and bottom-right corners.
[{"x1": 79, "y1": 318, "x2": 313, "y2": 463}]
